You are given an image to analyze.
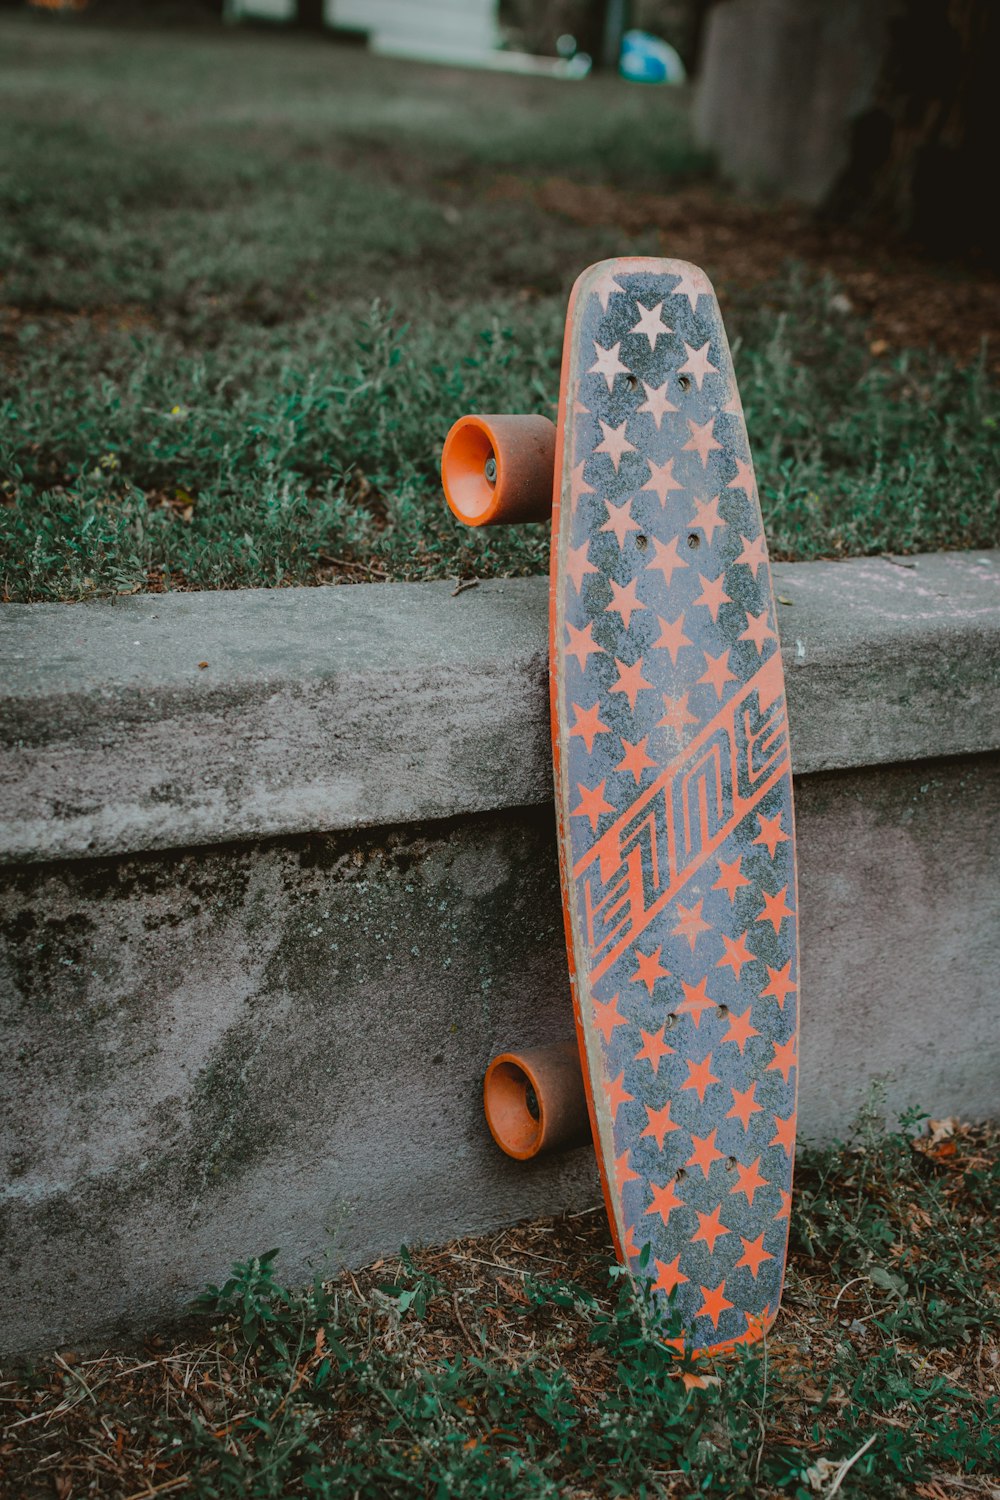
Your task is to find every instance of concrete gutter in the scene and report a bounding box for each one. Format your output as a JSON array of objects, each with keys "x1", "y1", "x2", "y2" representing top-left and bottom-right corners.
[{"x1": 2, "y1": 550, "x2": 999, "y2": 865}]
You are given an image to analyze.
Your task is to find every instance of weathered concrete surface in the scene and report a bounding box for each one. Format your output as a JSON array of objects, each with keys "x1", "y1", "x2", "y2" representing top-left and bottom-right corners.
[
  {"x1": 2, "y1": 550, "x2": 999, "y2": 1355},
  {"x1": 2, "y1": 753, "x2": 999, "y2": 1356},
  {"x1": 0, "y1": 808, "x2": 596, "y2": 1355},
  {"x1": 694, "y1": 0, "x2": 892, "y2": 204},
  {"x1": 2, "y1": 551, "x2": 998, "y2": 864}
]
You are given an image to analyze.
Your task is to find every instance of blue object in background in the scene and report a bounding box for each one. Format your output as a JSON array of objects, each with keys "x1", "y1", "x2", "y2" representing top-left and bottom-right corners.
[{"x1": 619, "y1": 29, "x2": 687, "y2": 85}]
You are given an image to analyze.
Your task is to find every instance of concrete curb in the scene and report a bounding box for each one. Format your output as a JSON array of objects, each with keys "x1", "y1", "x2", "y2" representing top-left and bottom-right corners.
[
  {"x1": 2, "y1": 550, "x2": 999, "y2": 865},
  {"x1": 2, "y1": 548, "x2": 999, "y2": 1357}
]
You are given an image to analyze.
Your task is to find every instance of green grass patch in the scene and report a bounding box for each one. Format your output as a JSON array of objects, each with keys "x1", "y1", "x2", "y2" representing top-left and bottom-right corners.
[
  {"x1": 2, "y1": 1106, "x2": 998, "y2": 1497},
  {"x1": 1, "y1": 16, "x2": 997, "y2": 601},
  {"x1": 3, "y1": 282, "x2": 996, "y2": 601}
]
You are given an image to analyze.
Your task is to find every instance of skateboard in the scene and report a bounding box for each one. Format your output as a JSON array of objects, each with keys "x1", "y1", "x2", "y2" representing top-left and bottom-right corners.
[{"x1": 441, "y1": 259, "x2": 799, "y2": 1356}]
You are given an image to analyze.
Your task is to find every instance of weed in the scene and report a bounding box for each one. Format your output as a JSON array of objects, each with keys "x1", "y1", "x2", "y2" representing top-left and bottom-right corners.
[{"x1": 3, "y1": 1114, "x2": 997, "y2": 1499}]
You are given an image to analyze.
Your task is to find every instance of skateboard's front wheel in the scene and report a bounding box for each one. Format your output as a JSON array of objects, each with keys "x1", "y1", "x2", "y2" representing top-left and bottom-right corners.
[
  {"x1": 442, "y1": 414, "x2": 556, "y2": 527},
  {"x1": 483, "y1": 1040, "x2": 590, "y2": 1160}
]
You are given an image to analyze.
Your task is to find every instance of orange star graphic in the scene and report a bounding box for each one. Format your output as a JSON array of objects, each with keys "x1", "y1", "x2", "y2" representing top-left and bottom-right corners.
[
  {"x1": 686, "y1": 1127, "x2": 724, "y2": 1178},
  {"x1": 736, "y1": 1233, "x2": 774, "y2": 1278},
  {"x1": 610, "y1": 655, "x2": 653, "y2": 711},
  {"x1": 569, "y1": 700, "x2": 609, "y2": 753},
  {"x1": 727, "y1": 457, "x2": 755, "y2": 495},
  {"x1": 600, "y1": 496, "x2": 640, "y2": 548},
  {"x1": 565, "y1": 540, "x2": 598, "y2": 594},
  {"x1": 653, "y1": 1254, "x2": 688, "y2": 1295},
  {"x1": 761, "y1": 961, "x2": 796, "y2": 1010},
  {"x1": 690, "y1": 492, "x2": 725, "y2": 543},
  {"x1": 565, "y1": 620, "x2": 601, "y2": 671},
  {"x1": 676, "y1": 975, "x2": 718, "y2": 1031},
  {"x1": 623, "y1": 1223, "x2": 641, "y2": 1259},
  {"x1": 727, "y1": 1081, "x2": 763, "y2": 1130},
  {"x1": 740, "y1": 609, "x2": 776, "y2": 654},
  {"x1": 678, "y1": 340, "x2": 719, "y2": 391},
  {"x1": 683, "y1": 416, "x2": 721, "y2": 468},
  {"x1": 693, "y1": 1204, "x2": 730, "y2": 1255},
  {"x1": 593, "y1": 991, "x2": 627, "y2": 1044},
  {"x1": 734, "y1": 532, "x2": 768, "y2": 578},
  {"x1": 653, "y1": 612, "x2": 692, "y2": 663},
  {"x1": 642, "y1": 457, "x2": 684, "y2": 506},
  {"x1": 632, "y1": 943, "x2": 669, "y2": 995},
  {"x1": 606, "y1": 577, "x2": 645, "y2": 630},
  {"x1": 758, "y1": 885, "x2": 794, "y2": 933},
  {"x1": 572, "y1": 779, "x2": 613, "y2": 831},
  {"x1": 682, "y1": 1052, "x2": 720, "y2": 1103},
  {"x1": 645, "y1": 1177, "x2": 684, "y2": 1227},
  {"x1": 637, "y1": 381, "x2": 677, "y2": 428},
  {"x1": 641, "y1": 1099, "x2": 680, "y2": 1149},
  {"x1": 570, "y1": 460, "x2": 595, "y2": 505},
  {"x1": 672, "y1": 899, "x2": 711, "y2": 952},
  {"x1": 615, "y1": 735, "x2": 656, "y2": 782},
  {"x1": 699, "y1": 649, "x2": 737, "y2": 699},
  {"x1": 769, "y1": 1112, "x2": 796, "y2": 1155},
  {"x1": 692, "y1": 572, "x2": 732, "y2": 622},
  {"x1": 603, "y1": 1070, "x2": 634, "y2": 1119},
  {"x1": 767, "y1": 1037, "x2": 797, "y2": 1084},
  {"x1": 731, "y1": 1155, "x2": 769, "y2": 1206},
  {"x1": 659, "y1": 691, "x2": 698, "y2": 733},
  {"x1": 713, "y1": 855, "x2": 749, "y2": 902},
  {"x1": 647, "y1": 534, "x2": 688, "y2": 587},
  {"x1": 635, "y1": 1024, "x2": 674, "y2": 1073},
  {"x1": 774, "y1": 1188, "x2": 792, "y2": 1220},
  {"x1": 720, "y1": 1005, "x2": 760, "y2": 1054},
  {"x1": 696, "y1": 1281, "x2": 734, "y2": 1329},
  {"x1": 594, "y1": 417, "x2": 635, "y2": 472},
  {"x1": 615, "y1": 1148, "x2": 640, "y2": 1189},
  {"x1": 716, "y1": 930, "x2": 754, "y2": 979},
  {"x1": 754, "y1": 812, "x2": 789, "y2": 859}
]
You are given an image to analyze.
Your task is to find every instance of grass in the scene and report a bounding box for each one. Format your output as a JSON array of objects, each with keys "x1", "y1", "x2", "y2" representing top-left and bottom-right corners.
[
  {"x1": 2, "y1": 1105, "x2": 998, "y2": 1498},
  {"x1": 1, "y1": 15, "x2": 998, "y2": 602}
]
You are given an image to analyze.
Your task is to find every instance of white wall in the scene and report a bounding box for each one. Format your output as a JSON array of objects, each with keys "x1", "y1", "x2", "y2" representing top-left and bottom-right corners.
[
  {"x1": 229, "y1": 0, "x2": 295, "y2": 21},
  {"x1": 230, "y1": 0, "x2": 499, "y2": 56}
]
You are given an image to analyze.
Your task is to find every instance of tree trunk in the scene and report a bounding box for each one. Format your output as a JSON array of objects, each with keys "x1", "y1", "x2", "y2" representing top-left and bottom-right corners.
[{"x1": 826, "y1": 0, "x2": 1000, "y2": 262}]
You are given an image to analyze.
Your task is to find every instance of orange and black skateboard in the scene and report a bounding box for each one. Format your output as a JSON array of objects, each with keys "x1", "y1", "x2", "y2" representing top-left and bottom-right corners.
[{"x1": 442, "y1": 259, "x2": 799, "y2": 1356}]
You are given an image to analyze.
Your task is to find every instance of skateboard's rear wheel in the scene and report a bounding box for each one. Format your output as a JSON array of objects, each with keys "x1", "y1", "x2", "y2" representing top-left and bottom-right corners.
[
  {"x1": 483, "y1": 1040, "x2": 590, "y2": 1160},
  {"x1": 442, "y1": 414, "x2": 556, "y2": 527}
]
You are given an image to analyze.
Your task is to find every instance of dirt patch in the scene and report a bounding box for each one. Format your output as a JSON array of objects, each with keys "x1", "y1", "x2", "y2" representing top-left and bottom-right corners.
[
  {"x1": 488, "y1": 176, "x2": 1000, "y2": 369},
  {"x1": 2, "y1": 1118, "x2": 998, "y2": 1498}
]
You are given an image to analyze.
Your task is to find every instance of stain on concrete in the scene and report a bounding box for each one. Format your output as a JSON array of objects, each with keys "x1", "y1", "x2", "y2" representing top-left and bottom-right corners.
[{"x1": 0, "y1": 803, "x2": 588, "y2": 1355}]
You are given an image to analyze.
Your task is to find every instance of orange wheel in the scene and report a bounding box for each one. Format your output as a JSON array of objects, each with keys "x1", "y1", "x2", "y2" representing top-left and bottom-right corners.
[
  {"x1": 442, "y1": 414, "x2": 556, "y2": 527},
  {"x1": 483, "y1": 1040, "x2": 590, "y2": 1160}
]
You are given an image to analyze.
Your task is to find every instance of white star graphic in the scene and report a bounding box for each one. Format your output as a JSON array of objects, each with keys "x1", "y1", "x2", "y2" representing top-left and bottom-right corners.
[
  {"x1": 589, "y1": 340, "x2": 630, "y2": 392},
  {"x1": 669, "y1": 265, "x2": 713, "y2": 311},
  {"x1": 637, "y1": 381, "x2": 678, "y2": 429},
  {"x1": 591, "y1": 270, "x2": 628, "y2": 312},
  {"x1": 677, "y1": 341, "x2": 719, "y2": 391},
  {"x1": 630, "y1": 301, "x2": 672, "y2": 350}
]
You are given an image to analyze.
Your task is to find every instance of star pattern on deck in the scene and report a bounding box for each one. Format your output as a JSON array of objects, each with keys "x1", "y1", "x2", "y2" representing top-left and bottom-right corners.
[{"x1": 554, "y1": 261, "x2": 799, "y2": 1354}]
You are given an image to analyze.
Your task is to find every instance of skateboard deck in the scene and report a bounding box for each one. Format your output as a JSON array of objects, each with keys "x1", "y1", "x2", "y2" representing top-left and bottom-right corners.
[{"x1": 443, "y1": 258, "x2": 799, "y2": 1356}]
